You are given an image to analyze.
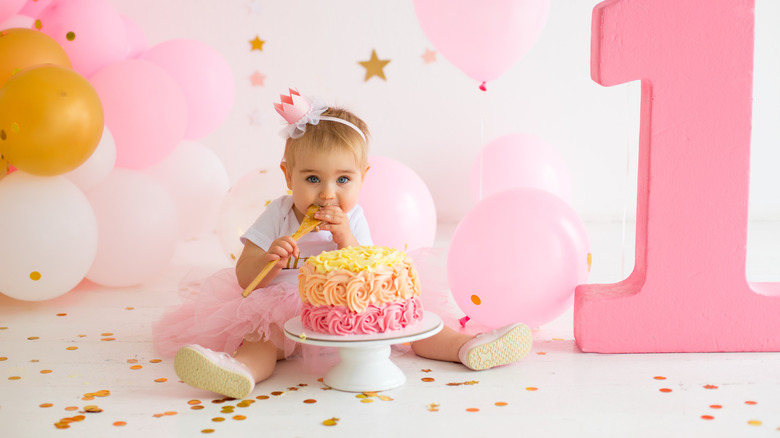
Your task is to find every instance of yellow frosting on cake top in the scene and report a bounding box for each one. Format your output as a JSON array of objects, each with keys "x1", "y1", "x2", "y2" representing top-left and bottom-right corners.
[{"x1": 306, "y1": 246, "x2": 408, "y2": 274}]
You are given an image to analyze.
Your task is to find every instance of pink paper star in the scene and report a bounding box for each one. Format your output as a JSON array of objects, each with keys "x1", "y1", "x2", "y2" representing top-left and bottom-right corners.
[
  {"x1": 249, "y1": 71, "x2": 265, "y2": 86},
  {"x1": 422, "y1": 48, "x2": 437, "y2": 64}
]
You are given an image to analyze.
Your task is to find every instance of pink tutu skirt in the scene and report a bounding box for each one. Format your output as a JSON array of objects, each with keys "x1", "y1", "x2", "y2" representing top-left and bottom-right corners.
[
  {"x1": 153, "y1": 268, "x2": 302, "y2": 358},
  {"x1": 153, "y1": 248, "x2": 472, "y2": 362}
]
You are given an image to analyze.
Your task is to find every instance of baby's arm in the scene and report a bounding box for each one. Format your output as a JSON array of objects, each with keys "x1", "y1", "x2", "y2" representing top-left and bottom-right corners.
[
  {"x1": 314, "y1": 205, "x2": 359, "y2": 248},
  {"x1": 236, "y1": 236, "x2": 298, "y2": 290}
]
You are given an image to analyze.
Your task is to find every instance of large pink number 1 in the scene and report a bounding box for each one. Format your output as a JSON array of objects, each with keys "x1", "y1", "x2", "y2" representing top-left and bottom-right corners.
[{"x1": 574, "y1": 0, "x2": 780, "y2": 353}]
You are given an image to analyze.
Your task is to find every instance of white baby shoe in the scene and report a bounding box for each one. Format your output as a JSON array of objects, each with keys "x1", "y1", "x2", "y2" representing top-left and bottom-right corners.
[
  {"x1": 174, "y1": 344, "x2": 255, "y2": 399},
  {"x1": 457, "y1": 323, "x2": 533, "y2": 371}
]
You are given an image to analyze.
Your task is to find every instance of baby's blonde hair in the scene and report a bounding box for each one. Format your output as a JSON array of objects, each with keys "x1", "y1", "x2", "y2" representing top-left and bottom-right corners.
[{"x1": 283, "y1": 107, "x2": 369, "y2": 170}]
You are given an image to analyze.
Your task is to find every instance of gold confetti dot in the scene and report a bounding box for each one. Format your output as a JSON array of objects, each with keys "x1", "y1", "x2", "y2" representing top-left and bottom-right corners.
[
  {"x1": 65, "y1": 406, "x2": 78, "y2": 411},
  {"x1": 427, "y1": 403, "x2": 439, "y2": 412},
  {"x1": 525, "y1": 387, "x2": 538, "y2": 391},
  {"x1": 0, "y1": 357, "x2": 6, "y2": 361},
  {"x1": 40, "y1": 403, "x2": 54, "y2": 408},
  {"x1": 8, "y1": 376, "x2": 21, "y2": 380},
  {"x1": 470, "y1": 294, "x2": 481, "y2": 305},
  {"x1": 378, "y1": 395, "x2": 393, "y2": 401},
  {"x1": 701, "y1": 415, "x2": 714, "y2": 420},
  {"x1": 56, "y1": 313, "x2": 67, "y2": 317},
  {"x1": 164, "y1": 411, "x2": 177, "y2": 416},
  {"x1": 421, "y1": 377, "x2": 435, "y2": 382},
  {"x1": 154, "y1": 378, "x2": 168, "y2": 383},
  {"x1": 66, "y1": 346, "x2": 78, "y2": 351},
  {"x1": 212, "y1": 417, "x2": 225, "y2": 422},
  {"x1": 130, "y1": 365, "x2": 142, "y2": 370},
  {"x1": 29, "y1": 271, "x2": 42, "y2": 281},
  {"x1": 113, "y1": 421, "x2": 127, "y2": 427},
  {"x1": 495, "y1": 402, "x2": 508, "y2": 406},
  {"x1": 466, "y1": 408, "x2": 480, "y2": 412},
  {"x1": 150, "y1": 359, "x2": 162, "y2": 363},
  {"x1": 188, "y1": 400, "x2": 202, "y2": 405},
  {"x1": 536, "y1": 352, "x2": 547, "y2": 355},
  {"x1": 360, "y1": 399, "x2": 374, "y2": 404},
  {"x1": 202, "y1": 429, "x2": 215, "y2": 434},
  {"x1": 34, "y1": 19, "x2": 42, "y2": 30},
  {"x1": 127, "y1": 359, "x2": 139, "y2": 364},
  {"x1": 40, "y1": 370, "x2": 53, "y2": 374},
  {"x1": 748, "y1": 420, "x2": 762, "y2": 426},
  {"x1": 191, "y1": 405, "x2": 204, "y2": 410},
  {"x1": 256, "y1": 395, "x2": 269, "y2": 400},
  {"x1": 710, "y1": 405, "x2": 722, "y2": 409},
  {"x1": 659, "y1": 388, "x2": 672, "y2": 393},
  {"x1": 271, "y1": 391, "x2": 285, "y2": 396},
  {"x1": 101, "y1": 333, "x2": 114, "y2": 336},
  {"x1": 84, "y1": 405, "x2": 102, "y2": 413},
  {"x1": 66, "y1": 31, "x2": 76, "y2": 41},
  {"x1": 303, "y1": 399, "x2": 317, "y2": 404},
  {"x1": 232, "y1": 415, "x2": 246, "y2": 421},
  {"x1": 653, "y1": 376, "x2": 667, "y2": 380},
  {"x1": 28, "y1": 336, "x2": 39, "y2": 340},
  {"x1": 745, "y1": 400, "x2": 758, "y2": 405},
  {"x1": 322, "y1": 417, "x2": 339, "y2": 426},
  {"x1": 587, "y1": 253, "x2": 592, "y2": 272}
]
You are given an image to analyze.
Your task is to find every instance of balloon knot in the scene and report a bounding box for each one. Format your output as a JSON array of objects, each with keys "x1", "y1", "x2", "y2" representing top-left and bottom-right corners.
[
  {"x1": 479, "y1": 82, "x2": 487, "y2": 92},
  {"x1": 459, "y1": 316, "x2": 471, "y2": 327}
]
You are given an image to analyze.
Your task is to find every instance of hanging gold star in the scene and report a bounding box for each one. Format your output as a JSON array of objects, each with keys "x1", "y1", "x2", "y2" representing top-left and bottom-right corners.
[
  {"x1": 359, "y1": 50, "x2": 390, "y2": 81},
  {"x1": 249, "y1": 36, "x2": 265, "y2": 51}
]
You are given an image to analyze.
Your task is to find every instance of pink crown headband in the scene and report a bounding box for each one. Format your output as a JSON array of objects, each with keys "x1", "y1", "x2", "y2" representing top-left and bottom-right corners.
[{"x1": 274, "y1": 89, "x2": 366, "y2": 142}]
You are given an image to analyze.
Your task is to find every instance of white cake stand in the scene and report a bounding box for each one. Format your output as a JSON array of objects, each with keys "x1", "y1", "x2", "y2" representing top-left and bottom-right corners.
[{"x1": 284, "y1": 311, "x2": 442, "y2": 392}]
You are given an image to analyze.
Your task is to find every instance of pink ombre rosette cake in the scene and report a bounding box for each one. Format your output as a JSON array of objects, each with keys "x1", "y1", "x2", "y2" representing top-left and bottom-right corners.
[{"x1": 298, "y1": 246, "x2": 424, "y2": 335}]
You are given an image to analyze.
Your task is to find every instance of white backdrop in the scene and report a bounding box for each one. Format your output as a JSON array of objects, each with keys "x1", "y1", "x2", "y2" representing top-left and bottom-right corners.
[{"x1": 108, "y1": 0, "x2": 780, "y2": 224}]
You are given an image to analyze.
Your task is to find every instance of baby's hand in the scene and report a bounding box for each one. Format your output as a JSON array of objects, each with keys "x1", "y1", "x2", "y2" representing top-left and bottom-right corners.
[
  {"x1": 314, "y1": 205, "x2": 358, "y2": 248},
  {"x1": 265, "y1": 235, "x2": 298, "y2": 265}
]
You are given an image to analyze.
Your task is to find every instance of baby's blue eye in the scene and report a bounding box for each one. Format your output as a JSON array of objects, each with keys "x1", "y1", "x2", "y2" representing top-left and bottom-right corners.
[
  {"x1": 306, "y1": 176, "x2": 320, "y2": 183},
  {"x1": 337, "y1": 176, "x2": 350, "y2": 184}
]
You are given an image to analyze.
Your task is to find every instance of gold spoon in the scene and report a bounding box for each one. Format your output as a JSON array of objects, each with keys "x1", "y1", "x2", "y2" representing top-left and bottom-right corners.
[{"x1": 242, "y1": 204, "x2": 322, "y2": 298}]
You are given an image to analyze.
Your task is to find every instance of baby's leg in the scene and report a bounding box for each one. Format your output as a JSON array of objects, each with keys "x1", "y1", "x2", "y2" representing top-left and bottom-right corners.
[
  {"x1": 411, "y1": 325, "x2": 472, "y2": 362},
  {"x1": 233, "y1": 339, "x2": 286, "y2": 383},
  {"x1": 411, "y1": 323, "x2": 533, "y2": 370}
]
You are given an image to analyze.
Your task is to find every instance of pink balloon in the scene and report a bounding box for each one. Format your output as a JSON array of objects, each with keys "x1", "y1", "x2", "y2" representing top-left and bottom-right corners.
[
  {"x1": 358, "y1": 156, "x2": 436, "y2": 251},
  {"x1": 86, "y1": 168, "x2": 178, "y2": 287},
  {"x1": 36, "y1": 0, "x2": 127, "y2": 77},
  {"x1": 90, "y1": 59, "x2": 187, "y2": 169},
  {"x1": 142, "y1": 39, "x2": 235, "y2": 140},
  {"x1": 20, "y1": 0, "x2": 53, "y2": 18},
  {"x1": 448, "y1": 188, "x2": 590, "y2": 329},
  {"x1": 413, "y1": 0, "x2": 550, "y2": 87},
  {"x1": 0, "y1": 0, "x2": 25, "y2": 23},
  {"x1": 146, "y1": 141, "x2": 229, "y2": 240},
  {"x1": 121, "y1": 14, "x2": 148, "y2": 59},
  {"x1": 470, "y1": 133, "x2": 572, "y2": 203}
]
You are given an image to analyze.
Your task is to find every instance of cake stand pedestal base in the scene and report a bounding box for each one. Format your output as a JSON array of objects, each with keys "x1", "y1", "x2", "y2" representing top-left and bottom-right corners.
[{"x1": 284, "y1": 311, "x2": 443, "y2": 392}]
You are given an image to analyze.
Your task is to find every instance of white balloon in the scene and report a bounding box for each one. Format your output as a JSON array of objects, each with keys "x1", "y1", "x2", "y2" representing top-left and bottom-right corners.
[
  {"x1": 0, "y1": 172, "x2": 97, "y2": 301},
  {"x1": 217, "y1": 168, "x2": 288, "y2": 262},
  {"x1": 85, "y1": 169, "x2": 177, "y2": 287},
  {"x1": 146, "y1": 141, "x2": 229, "y2": 240},
  {"x1": 64, "y1": 126, "x2": 116, "y2": 192}
]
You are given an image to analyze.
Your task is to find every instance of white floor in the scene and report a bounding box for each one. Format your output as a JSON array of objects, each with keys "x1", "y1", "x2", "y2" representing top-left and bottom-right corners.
[{"x1": 1, "y1": 221, "x2": 780, "y2": 437}]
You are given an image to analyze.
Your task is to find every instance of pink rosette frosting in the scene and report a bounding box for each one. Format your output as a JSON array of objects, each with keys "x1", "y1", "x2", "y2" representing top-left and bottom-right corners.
[
  {"x1": 301, "y1": 297, "x2": 423, "y2": 335},
  {"x1": 355, "y1": 305, "x2": 382, "y2": 335}
]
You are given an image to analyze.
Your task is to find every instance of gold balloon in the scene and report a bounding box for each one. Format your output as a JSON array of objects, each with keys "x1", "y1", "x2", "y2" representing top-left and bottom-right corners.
[
  {"x1": 0, "y1": 28, "x2": 72, "y2": 88},
  {"x1": 0, "y1": 65, "x2": 104, "y2": 176}
]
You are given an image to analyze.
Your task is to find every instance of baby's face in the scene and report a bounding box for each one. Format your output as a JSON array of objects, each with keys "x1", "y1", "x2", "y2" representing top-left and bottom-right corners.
[{"x1": 283, "y1": 147, "x2": 366, "y2": 221}]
